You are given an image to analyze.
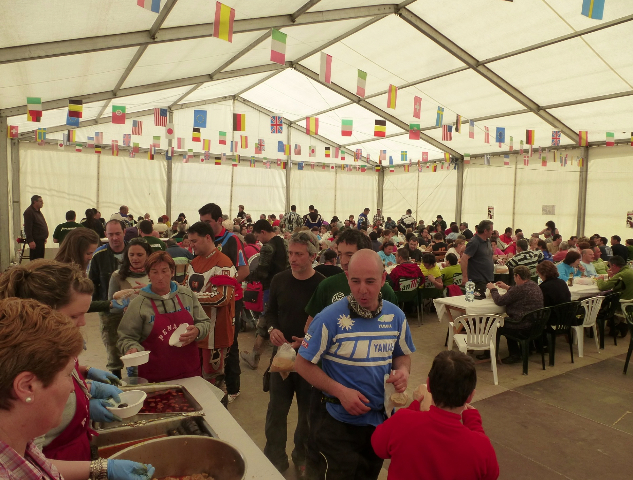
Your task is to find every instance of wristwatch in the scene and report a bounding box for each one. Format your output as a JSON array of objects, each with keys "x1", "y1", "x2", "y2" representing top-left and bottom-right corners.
[{"x1": 268, "y1": 326, "x2": 274, "y2": 334}]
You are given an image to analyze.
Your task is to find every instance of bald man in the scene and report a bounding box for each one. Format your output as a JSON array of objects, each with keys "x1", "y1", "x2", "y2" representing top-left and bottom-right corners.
[
  {"x1": 295, "y1": 249, "x2": 416, "y2": 480},
  {"x1": 580, "y1": 249, "x2": 598, "y2": 277}
]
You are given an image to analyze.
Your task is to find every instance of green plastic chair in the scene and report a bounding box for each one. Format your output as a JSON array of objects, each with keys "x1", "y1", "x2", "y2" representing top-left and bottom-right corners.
[
  {"x1": 545, "y1": 301, "x2": 581, "y2": 366},
  {"x1": 621, "y1": 305, "x2": 633, "y2": 374},
  {"x1": 395, "y1": 289, "x2": 421, "y2": 327},
  {"x1": 501, "y1": 307, "x2": 551, "y2": 375}
]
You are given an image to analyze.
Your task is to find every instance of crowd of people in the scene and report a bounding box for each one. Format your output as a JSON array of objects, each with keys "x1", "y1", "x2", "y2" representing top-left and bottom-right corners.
[{"x1": 6, "y1": 196, "x2": 633, "y2": 480}]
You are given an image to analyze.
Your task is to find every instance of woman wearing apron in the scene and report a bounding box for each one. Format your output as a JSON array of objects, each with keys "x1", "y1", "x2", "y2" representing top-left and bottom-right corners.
[{"x1": 118, "y1": 252, "x2": 211, "y2": 383}]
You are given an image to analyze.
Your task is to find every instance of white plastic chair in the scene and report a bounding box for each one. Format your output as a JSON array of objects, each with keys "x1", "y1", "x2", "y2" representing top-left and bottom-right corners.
[
  {"x1": 448, "y1": 314, "x2": 504, "y2": 385},
  {"x1": 572, "y1": 296, "x2": 604, "y2": 357}
]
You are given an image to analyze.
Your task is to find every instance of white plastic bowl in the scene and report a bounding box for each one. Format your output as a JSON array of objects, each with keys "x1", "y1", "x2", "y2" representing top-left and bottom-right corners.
[
  {"x1": 168, "y1": 324, "x2": 189, "y2": 347},
  {"x1": 121, "y1": 351, "x2": 150, "y2": 367},
  {"x1": 106, "y1": 390, "x2": 147, "y2": 418}
]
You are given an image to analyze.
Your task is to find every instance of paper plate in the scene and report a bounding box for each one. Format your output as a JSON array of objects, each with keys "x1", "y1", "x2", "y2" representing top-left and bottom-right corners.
[
  {"x1": 169, "y1": 324, "x2": 189, "y2": 347},
  {"x1": 121, "y1": 351, "x2": 150, "y2": 367}
]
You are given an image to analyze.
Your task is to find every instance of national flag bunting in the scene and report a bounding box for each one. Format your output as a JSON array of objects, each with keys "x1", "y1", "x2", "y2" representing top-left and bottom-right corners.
[
  {"x1": 484, "y1": 155, "x2": 490, "y2": 166},
  {"x1": 177, "y1": 137, "x2": 185, "y2": 150},
  {"x1": 75, "y1": 144, "x2": 82, "y2": 153},
  {"x1": 325, "y1": 147, "x2": 331, "y2": 158},
  {"x1": 578, "y1": 131, "x2": 588, "y2": 146},
  {"x1": 581, "y1": 0, "x2": 605, "y2": 20},
  {"x1": 294, "y1": 144, "x2": 301, "y2": 155},
  {"x1": 403, "y1": 164, "x2": 410, "y2": 173},
  {"x1": 251, "y1": 157, "x2": 256, "y2": 168},
  {"x1": 464, "y1": 153, "x2": 471, "y2": 165},
  {"x1": 270, "y1": 116, "x2": 283, "y2": 134},
  {"x1": 509, "y1": 136, "x2": 514, "y2": 151},
  {"x1": 542, "y1": 155, "x2": 547, "y2": 167},
  {"x1": 284, "y1": 144, "x2": 290, "y2": 156},
  {"x1": 409, "y1": 124, "x2": 420, "y2": 140},
  {"x1": 270, "y1": 29, "x2": 287, "y2": 65},
  {"x1": 87, "y1": 136, "x2": 94, "y2": 148},
  {"x1": 401, "y1": 151, "x2": 407, "y2": 163},
  {"x1": 526, "y1": 129, "x2": 535, "y2": 145},
  {"x1": 36, "y1": 128, "x2": 46, "y2": 142},
  {"x1": 66, "y1": 113, "x2": 79, "y2": 127},
  {"x1": 233, "y1": 154, "x2": 240, "y2": 167},
  {"x1": 334, "y1": 147, "x2": 339, "y2": 159},
  {"x1": 413, "y1": 96, "x2": 422, "y2": 119},
  {"x1": 444, "y1": 153, "x2": 450, "y2": 162},
  {"x1": 203, "y1": 139, "x2": 211, "y2": 151},
  {"x1": 219, "y1": 131, "x2": 227, "y2": 145},
  {"x1": 520, "y1": 140, "x2": 524, "y2": 154},
  {"x1": 379, "y1": 150, "x2": 386, "y2": 162},
  {"x1": 455, "y1": 115, "x2": 462, "y2": 134},
  {"x1": 484, "y1": 126, "x2": 490, "y2": 144},
  {"x1": 148, "y1": 148, "x2": 154, "y2": 160},
  {"x1": 192, "y1": 128, "x2": 201, "y2": 142},
  {"x1": 435, "y1": 106, "x2": 444, "y2": 127},
  {"x1": 432, "y1": 164, "x2": 437, "y2": 172},
  {"x1": 277, "y1": 141, "x2": 284, "y2": 153},
  {"x1": 504, "y1": 155, "x2": 510, "y2": 166},
  {"x1": 133, "y1": 142, "x2": 140, "y2": 153},
  {"x1": 355, "y1": 149, "x2": 362, "y2": 161},
  {"x1": 305, "y1": 117, "x2": 319, "y2": 136},
  {"x1": 341, "y1": 119, "x2": 353, "y2": 136},
  {"x1": 375, "y1": 165, "x2": 381, "y2": 172},
  {"x1": 422, "y1": 152, "x2": 428, "y2": 163},
  {"x1": 320, "y1": 53, "x2": 332, "y2": 84},
  {"x1": 309, "y1": 146, "x2": 316, "y2": 157},
  {"x1": 233, "y1": 113, "x2": 245, "y2": 131},
  {"x1": 137, "y1": 0, "x2": 160, "y2": 14},
  {"x1": 297, "y1": 162, "x2": 304, "y2": 171},
  {"x1": 166, "y1": 147, "x2": 173, "y2": 160},
  {"x1": 442, "y1": 125, "x2": 452, "y2": 141},
  {"x1": 112, "y1": 105, "x2": 126, "y2": 124},
  {"x1": 27, "y1": 97, "x2": 42, "y2": 122},
  {"x1": 495, "y1": 127, "x2": 505, "y2": 145},
  {"x1": 241, "y1": 135, "x2": 248, "y2": 149},
  {"x1": 469, "y1": 120, "x2": 474, "y2": 139},
  {"x1": 215, "y1": 157, "x2": 222, "y2": 166},
  {"x1": 374, "y1": 120, "x2": 386, "y2": 137},
  {"x1": 58, "y1": 137, "x2": 65, "y2": 149},
  {"x1": 213, "y1": 2, "x2": 235, "y2": 43},
  {"x1": 606, "y1": 132, "x2": 615, "y2": 146},
  {"x1": 111, "y1": 140, "x2": 119, "y2": 156},
  {"x1": 95, "y1": 132, "x2": 103, "y2": 144},
  {"x1": 68, "y1": 99, "x2": 83, "y2": 118},
  {"x1": 132, "y1": 120, "x2": 142, "y2": 135},
  {"x1": 193, "y1": 110, "x2": 207, "y2": 128},
  {"x1": 551, "y1": 130, "x2": 561, "y2": 146},
  {"x1": 357, "y1": 70, "x2": 367, "y2": 97},
  {"x1": 165, "y1": 123, "x2": 175, "y2": 139},
  {"x1": 387, "y1": 85, "x2": 397, "y2": 109},
  {"x1": 7, "y1": 125, "x2": 18, "y2": 138},
  {"x1": 154, "y1": 108, "x2": 168, "y2": 126},
  {"x1": 258, "y1": 139, "x2": 265, "y2": 151}
]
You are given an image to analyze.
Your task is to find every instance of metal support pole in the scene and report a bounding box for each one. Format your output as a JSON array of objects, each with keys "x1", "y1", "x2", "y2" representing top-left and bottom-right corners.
[
  {"x1": 11, "y1": 139, "x2": 21, "y2": 252},
  {"x1": 96, "y1": 154, "x2": 101, "y2": 210},
  {"x1": 166, "y1": 110, "x2": 174, "y2": 221},
  {"x1": 286, "y1": 124, "x2": 291, "y2": 213},
  {"x1": 0, "y1": 117, "x2": 12, "y2": 269},
  {"x1": 511, "y1": 155, "x2": 518, "y2": 229},
  {"x1": 455, "y1": 160, "x2": 463, "y2": 225},
  {"x1": 415, "y1": 167, "x2": 420, "y2": 223},
  {"x1": 229, "y1": 98, "x2": 236, "y2": 218},
  {"x1": 576, "y1": 146, "x2": 589, "y2": 237},
  {"x1": 333, "y1": 166, "x2": 338, "y2": 217},
  {"x1": 377, "y1": 168, "x2": 384, "y2": 211}
]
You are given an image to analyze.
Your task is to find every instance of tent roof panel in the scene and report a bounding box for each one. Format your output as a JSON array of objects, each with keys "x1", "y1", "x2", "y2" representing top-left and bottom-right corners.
[
  {"x1": 10, "y1": 101, "x2": 109, "y2": 133},
  {"x1": 162, "y1": 0, "x2": 307, "y2": 28},
  {"x1": 309, "y1": 0, "x2": 396, "y2": 12},
  {"x1": 547, "y1": 0, "x2": 633, "y2": 30},
  {"x1": 0, "y1": 48, "x2": 137, "y2": 109},
  {"x1": 0, "y1": 0, "x2": 155, "y2": 49},
  {"x1": 103, "y1": 86, "x2": 196, "y2": 115},
  {"x1": 488, "y1": 37, "x2": 630, "y2": 106},
  {"x1": 181, "y1": 71, "x2": 279, "y2": 102},
  {"x1": 582, "y1": 23, "x2": 633, "y2": 86},
  {"x1": 241, "y1": 69, "x2": 349, "y2": 119},
  {"x1": 298, "y1": 15, "x2": 466, "y2": 97},
  {"x1": 225, "y1": 18, "x2": 371, "y2": 72},
  {"x1": 549, "y1": 96, "x2": 633, "y2": 139},
  {"x1": 345, "y1": 135, "x2": 446, "y2": 164},
  {"x1": 122, "y1": 33, "x2": 264, "y2": 88}
]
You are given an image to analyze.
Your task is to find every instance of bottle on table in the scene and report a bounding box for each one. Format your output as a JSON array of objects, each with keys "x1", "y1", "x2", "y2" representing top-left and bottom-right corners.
[
  {"x1": 567, "y1": 273, "x2": 574, "y2": 287},
  {"x1": 465, "y1": 281, "x2": 475, "y2": 302}
]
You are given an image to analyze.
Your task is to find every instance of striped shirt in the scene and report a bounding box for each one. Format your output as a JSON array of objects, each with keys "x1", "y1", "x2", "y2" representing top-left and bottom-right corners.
[
  {"x1": 299, "y1": 298, "x2": 415, "y2": 426},
  {"x1": 505, "y1": 250, "x2": 543, "y2": 276},
  {"x1": 0, "y1": 441, "x2": 61, "y2": 480}
]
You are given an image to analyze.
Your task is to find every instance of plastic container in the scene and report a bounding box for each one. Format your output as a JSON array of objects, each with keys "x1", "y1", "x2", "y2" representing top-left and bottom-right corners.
[
  {"x1": 121, "y1": 351, "x2": 150, "y2": 367},
  {"x1": 106, "y1": 390, "x2": 147, "y2": 418},
  {"x1": 465, "y1": 281, "x2": 475, "y2": 302},
  {"x1": 168, "y1": 324, "x2": 189, "y2": 347}
]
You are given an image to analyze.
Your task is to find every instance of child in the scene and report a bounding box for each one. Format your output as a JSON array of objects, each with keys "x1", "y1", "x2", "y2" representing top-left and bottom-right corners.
[
  {"x1": 440, "y1": 253, "x2": 462, "y2": 287},
  {"x1": 371, "y1": 351, "x2": 499, "y2": 480}
]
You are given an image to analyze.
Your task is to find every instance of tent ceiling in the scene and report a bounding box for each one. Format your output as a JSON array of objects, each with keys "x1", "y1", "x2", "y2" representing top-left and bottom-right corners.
[{"x1": 4, "y1": 0, "x2": 633, "y2": 158}]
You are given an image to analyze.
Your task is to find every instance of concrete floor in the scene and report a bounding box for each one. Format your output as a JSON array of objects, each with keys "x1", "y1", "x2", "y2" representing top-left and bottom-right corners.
[{"x1": 80, "y1": 310, "x2": 633, "y2": 480}]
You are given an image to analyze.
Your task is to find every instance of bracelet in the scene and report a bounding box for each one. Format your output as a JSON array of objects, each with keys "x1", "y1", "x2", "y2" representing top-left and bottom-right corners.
[{"x1": 89, "y1": 458, "x2": 108, "y2": 480}]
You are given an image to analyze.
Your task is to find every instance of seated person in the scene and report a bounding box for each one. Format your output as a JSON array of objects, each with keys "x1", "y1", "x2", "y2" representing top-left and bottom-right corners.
[
  {"x1": 592, "y1": 251, "x2": 609, "y2": 275},
  {"x1": 420, "y1": 252, "x2": 443, "y2": 289},
  {"x1": 597, "y1": 255, "x2": 633, "y2": 301},
  {"x1": 505, "y1": 239, "x2": 542, "y2": 276},
  {"x1": 389, "y1": 247, "x2": 425, "y2": 291},
  {"x1": 445, "y1": 238, "x2": 466, "y2": 264},
  {"x1": 372, "y1": 351, "x2": 499, "y2": 480},
  {"x1": 483, "y1": 266, "x2": 544, "y2": 363},
  {"x1": 557, "y1": 251, "x2": 583, "y2": 280},
  {"x1": 428, "y1": 232, "x2": 447, "y2": 253},
  {"x1": 579, "y1": 249, "x2": 597, "y2": 277},
  {"x1": 552, "y1": 241, "x2": 570, "y2": 262},
  {"x1": 499, "y1": 227, "x2": 513, "y2": 246},
  {"x1": 165, "y1": 238, "x2": 194, "y2": 260},
  {"x1": 378, "y1": 241, "x2": 397, "y2": 267},
  {"x1": 405, "y1": 233, "x2": 423, "y2": 262},
  {"x1": 440, "y1": 253, "x2": 462, "y2": 286},
  {"x1": 446, "y1": 224, "x2": 460, "y2": 242},
  {"x1": 369, "y1": 231, "x2": 382, "y2": 252},
  {"x1": 417, "y1": 228, "x2": 432, "y2": 247},
  {"x1": 626, "y1": 238, "x2": 633, "y2": 261},
  {"x1": 503, "y1": 232, "x2": 523, "y2": 256},
  {"x1": 490, "y1": 238, "x2": 506, "y2": 261},
  {"x1": 537, "y1": 239, "x2": 553, "y2": 262},
  {"x1": 315, "y1": 249, "x2": 343, "y2": 278},
  {"x1": 536, "y1": 261, "x2": 571, "y2": 307}
]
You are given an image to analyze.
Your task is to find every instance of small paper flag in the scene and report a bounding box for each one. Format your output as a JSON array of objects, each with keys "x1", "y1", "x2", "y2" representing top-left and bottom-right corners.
[
  {"x1": 68, "y1": 99, "x2": 83, "y2": 118},
  {"x1": 203, "y1": 139, "x2": 211, "y2": 151},
  {"x1": 435, "y1": 106, "x2": 444, "y2": 127},
  {"x1": 503, "y1": 154, "x2": 510, "y2": 166},
  {"x1": 133, "y1": 142, "x2": 140, "y2": 153},
  {"x1": 294, "y1": 144, "x2": 302, "y2": 156},
  {"x1": 270, "y1": 29, "x2": 287, "y2": 65},
  {"x1": 357, "y1": 70, "x2": 367, "y2": 97},
  {"x1": 165, "y1": 123, "x2": 175, "y2": 139},
  {"x1": 455, "y1": 115, "x2": 462, "y2": 134},
  {"x1": 132, "y1": 120, "x2": 142, "y2": 135},
  {"x1": 484, "y1": 126, "x2": 490, "y2": 144},
  {"x1": 341, "y1": 119, "x2": 353, "y2": 136},
  {"x1": 409, "y1": 124, "x2": 420, "y2": 140},
  {"x1": 137, "y1": 0, "x2": 161, "y2": 14},
  {"x1": 8, "y1": 125, "x2": 18, "y2": 138},
  {"x1": 606, "y1": 132, "x2": 615, "y2": 146},
  {"x1": 464, "y1": 153, "x2": 471, "y2": 165},
  {"x1": 469, "y1": 120, "x2": 474, "y2": 139},
  {"x1": 112, "y1": 105, "x2": 126, "y2": 124},
  {"x1": 305, "y1": 116, "x2": 319, "y2": 136},
  {"x1": 319, "y1": 52, "x2": 332, "y2": 84},
  {"x1": 496, "y1": 127, "x2": 505, "y2": 144},
  {"x1": 219, "y1": 131, "x2": 227, "y2": 145},
  {"x1": 177, "y1": 137, "x2": 185, "y2": 150},
  {"x1": 413, "y1": 96, "x2": 422, "y2": 119},
  {"x1": 551, "y1": 130, "x2": 561, "y2": 146},
  {"x1": 192, "y1": 128, "x2": 201, "y2": 142},
  {"x1": 387, "y1": 85, "x2": 397, "y2": 109},
  {"x1": 233, "y1": 113, "x2": 245, "y2": 131},
  {"x1": 213, "y1": 1, "x2": 235, "y2": 43},
  {"x1": 193, "y1": 110, "x2": 207, "y2": 128},
  {"x1": 401, "y1": 151, "x2": 407, "y2": 163},
  {"x1": 325, "y1": 147, "x2": 331, "y2": 158},
  {"x1": 526, "y1": 129, "x2": 535, "y2": 145},
  {"x1": 270, "y1": 116, "x2": 283, "y2": 134},
  {"x1": 581, "y1": 0, "x2": 605, "y2": 20},
  {"x1": 241, "y1": 135, "x2": 248, "y2": 149},
  {"x1": 578, "y1": 131, "x2": 588, "y2": 146},
  {"x1": 374, "y1": 119, "x2": 386, "y2": 137},
  {"x1": 27, "y1": 97, "x2": 42, "y2": 122}
]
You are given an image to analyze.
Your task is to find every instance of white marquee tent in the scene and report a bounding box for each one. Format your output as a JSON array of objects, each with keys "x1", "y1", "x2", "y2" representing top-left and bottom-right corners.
[{"x1": 2, "y1": 0, "x2": 633, "y2": 268}]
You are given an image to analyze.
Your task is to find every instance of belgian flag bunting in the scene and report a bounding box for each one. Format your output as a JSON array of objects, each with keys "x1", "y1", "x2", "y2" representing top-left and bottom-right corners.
[{"x1": 374, "y1": 120, "x2": 386, "y2": 137}]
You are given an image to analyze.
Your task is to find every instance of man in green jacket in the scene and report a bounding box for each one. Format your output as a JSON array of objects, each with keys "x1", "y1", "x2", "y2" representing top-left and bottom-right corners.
[{"x1": 598, "y1": 256, "x2": 633, "y2": 337}]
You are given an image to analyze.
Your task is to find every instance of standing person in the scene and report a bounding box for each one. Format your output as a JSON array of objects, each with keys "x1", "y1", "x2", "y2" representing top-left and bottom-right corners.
[
  {"x1": 304, "y1": 210, "x2": 323, "y2": 229},
  {"x1": 243, "y1": 233, "x2": 261, "y2": 259},
  {"x1": 281, "y1": 205, "x2": 304, "y2": 232},
  {"x1": 153, "y1": 216, "x2": 169, "y2": 237},
  {"x1": 357, "y1": 208, "x2": 370, "y2": 230},
  {"x1": 89, "y1": 219, "x2": 127, "y2": 378},
  {"x1": 241, "y1": 219, "x2": 289, "y2": 369},
  {"x1": 118, "y1": 252, "x2": 211, "y2": 383},
  {"x1": 397, "y1": 209, "x2": 416, "y2": 235},
  {"x1": 295, "y1": 249, "x2": 415, "y2": 480},
  {"x1": 611, "y1": 235, "x2": 629, "y2": 262},
  {"x1": 183, "y1": 222, "x2": 239, "y2": 388},
  {"x1": 264, "y1": 232, "x2": 325, "y2": 476},
  {"x1": 199, "y1": 203, "x2": 248, "y2": 399},
  {"x1": 237, "y1": 204, "x2": 247, "y2": 220},
  {"x1": 23, "y1": 195, "x2": 48, "y2": 260},
  {"x1": 82, "y1": 208, "x2": 105, "y2": 238},
  {"x1": 52, "y1": 211, "x2": 83, "y2": 245},
  {"x1": 138, "y1": 220, "x2": 166, "y2": 251},
  {"x1": 55, "y1": 228, "x2": 100, "y2": 272},
  {"x1": 111, "y1": 205, "x2": 132, "y2": 228},
  {"x1": 460, "y1": 220, "x2": 494, "y2": 294},
  {"x1": 314, "y1": 250, "x2": 343, "y2": 278},
  {"x1": 372, "y1": 209, "x2": 385, "y2": 228},
  {"x1": 433, "y1": 215, "x2": 447, "y2": 232}
]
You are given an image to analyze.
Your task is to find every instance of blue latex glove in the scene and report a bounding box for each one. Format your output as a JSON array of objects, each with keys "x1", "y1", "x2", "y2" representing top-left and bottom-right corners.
[
  {"x1": 90, "y1": 381, "x2": 122, "y2": 402},
  {"x1": 86, "y1": 367, "x2": 122, "y2": 385},
  {"x1": 111, "y1": 297, "x2": 131, "y2": 310},
  {"x1": 107, "y1": 460, "x2": 155, "y2": 480},
  {"x1": 89, "y1": 398, "x2": 121, "y2": 423}
]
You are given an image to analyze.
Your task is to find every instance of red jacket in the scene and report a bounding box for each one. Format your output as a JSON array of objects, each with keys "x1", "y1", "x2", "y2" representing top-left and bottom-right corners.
[
  {"x1": 499, "y1": 233, "x2": 513, "y2": 245},
  {"x1": 389, "y1": 262, "x2": 424, "y2": 291},
  {"x1": 372, "y1": 404, "x2": 499, "y2": 480}
]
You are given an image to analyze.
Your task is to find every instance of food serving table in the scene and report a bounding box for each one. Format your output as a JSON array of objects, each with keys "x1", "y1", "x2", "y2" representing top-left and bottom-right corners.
[
  {"x1": 434, "y1": 296, "x2": 505, "y2": 324},
  {"x1": 93, "y1": 376, "x2": 284, "y2": 480}
]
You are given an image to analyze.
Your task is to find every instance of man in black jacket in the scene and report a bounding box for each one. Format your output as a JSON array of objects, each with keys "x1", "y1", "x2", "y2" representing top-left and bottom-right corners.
[
  {"x1": 23, "y1": 195, "x2": 48, "y2": 260},
  {"x1": 89, "y1": 219, "x2": 127, "y2": 378},
  {"x1": 241, "y1": 219, "x2": 289, "y2": 369}
]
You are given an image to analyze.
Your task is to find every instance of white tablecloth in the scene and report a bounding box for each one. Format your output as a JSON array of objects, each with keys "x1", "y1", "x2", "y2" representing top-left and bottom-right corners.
[
  {"x1": 434, "y1": 296, "x2": 505, "y2": 324},
  {"x1": 568, "y1": 284, "x2": 601, "y2": 301}
]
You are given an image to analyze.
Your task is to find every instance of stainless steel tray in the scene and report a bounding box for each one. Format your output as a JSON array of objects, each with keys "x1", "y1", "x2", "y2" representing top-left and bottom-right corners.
[{"x1": 94, "y1": 384, "x2": 203, "y2": 431}]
